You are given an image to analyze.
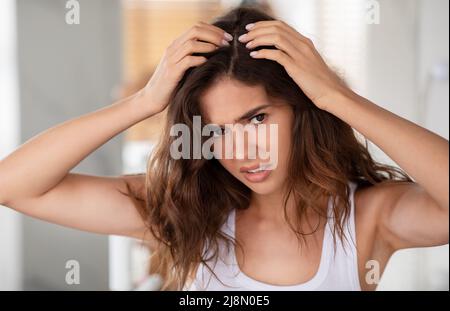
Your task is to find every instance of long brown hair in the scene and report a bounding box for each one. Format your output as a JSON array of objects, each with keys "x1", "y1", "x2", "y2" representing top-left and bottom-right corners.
[{"x1": 140, "y1": 6, "x2": 411, "y2": 290}]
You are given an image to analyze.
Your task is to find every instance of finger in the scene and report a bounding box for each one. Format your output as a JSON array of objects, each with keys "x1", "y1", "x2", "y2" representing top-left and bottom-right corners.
[
  {"x1": 173, "y1": 40, "x2": 218, "y2": 64},
  {"x1": 238, "y1": 23, "x2": 307, "y2": 54},
  {"x1": 178, "y1": 23, "x2": 232, "y2": 49},
  {"x1": 242, "y1": 21, "x2": 297, "y2": 39},
  {"x1": 178, "y1": 55, "x2": 208, "y2": 70},
  {"x1": 244, "y1": 33, "x2": 300, "y2": 58},
  {"x1": 249, "y1": 49, "x2": 295, "y2": 69},
  {"x1": 198, "y1": 21, "x2": 231, "y2": 39},
  {"x1": 244, "y1": 20, "x2": 313, "y2": 48}
]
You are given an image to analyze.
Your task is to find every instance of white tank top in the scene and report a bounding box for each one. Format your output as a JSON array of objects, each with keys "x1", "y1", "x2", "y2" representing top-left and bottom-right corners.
[{"x1": 184, "y1": 181, "x2": 361, "y2": 291}]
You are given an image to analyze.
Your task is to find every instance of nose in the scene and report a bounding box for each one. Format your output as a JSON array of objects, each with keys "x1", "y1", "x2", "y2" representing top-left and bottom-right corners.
[{"x1": 232, "y1": 124, "x2": 268, "y2": 161}]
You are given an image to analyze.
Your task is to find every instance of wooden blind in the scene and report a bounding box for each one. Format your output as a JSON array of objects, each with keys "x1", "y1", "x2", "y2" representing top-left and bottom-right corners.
[{"x1": 121, "y1": 0, "x2": 223, "y2": 142}]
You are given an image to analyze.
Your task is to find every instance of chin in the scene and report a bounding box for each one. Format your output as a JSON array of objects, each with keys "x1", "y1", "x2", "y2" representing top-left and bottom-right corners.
[{"x1": 243, "y1": 178, "x2": 282, "y2": 195}]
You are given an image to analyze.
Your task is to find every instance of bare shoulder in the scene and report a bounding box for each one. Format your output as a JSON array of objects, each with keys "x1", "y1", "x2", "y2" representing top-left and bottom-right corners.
[
  {"x1": 352, "y1": 179, "x2": 448, "y2": 290},
  {"x1": 119, "y1": 173, "x2": 156, "y2": 245},
  {"x1": 352, "y1": 180, "x2": 413, "y2": 290},
  {"x1": 352, "y1": 181, "x2": 392, "y2": 253},
  {"x1": 353, "y1": 180, "x2": 416, "y2": 225}
]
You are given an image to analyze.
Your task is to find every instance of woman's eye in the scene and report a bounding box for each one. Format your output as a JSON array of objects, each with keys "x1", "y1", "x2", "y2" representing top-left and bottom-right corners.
[{"x1": 250, "y1": 113, "x2": 266, "y2": 125}]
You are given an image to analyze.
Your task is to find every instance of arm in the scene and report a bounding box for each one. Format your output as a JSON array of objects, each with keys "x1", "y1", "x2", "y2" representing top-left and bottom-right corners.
[
  {"x1": 0, "y1": 21, "x2": 230, "y2": 242},
  {"x1": 3, "y1": 173, "x2": 151, "y2": 240},
  {"x1": 0, "y1": 93, "x2": 156, "y2": 240},
  {"x1": 324, "y1": 92, "x2": 449, "y2": 250},
  {"x1": 239, "y1": 20, "x2": 449, "y2": 249}
]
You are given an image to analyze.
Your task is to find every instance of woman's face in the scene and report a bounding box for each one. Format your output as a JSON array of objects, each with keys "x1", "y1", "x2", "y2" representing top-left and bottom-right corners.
[{"x1": 199, "y1": 77, "x2": 294, "y2": 196}]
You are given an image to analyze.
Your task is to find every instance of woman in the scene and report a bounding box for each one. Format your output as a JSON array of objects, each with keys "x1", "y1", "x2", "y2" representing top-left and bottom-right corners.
[{"x1": 0, "y1": 7, "x2": 448, "y2": 291}]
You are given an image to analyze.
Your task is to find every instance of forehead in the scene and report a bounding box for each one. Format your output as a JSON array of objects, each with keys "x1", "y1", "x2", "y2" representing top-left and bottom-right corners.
[{"x1": 199, "y1": 77, "x2": 270, "y2": 124}]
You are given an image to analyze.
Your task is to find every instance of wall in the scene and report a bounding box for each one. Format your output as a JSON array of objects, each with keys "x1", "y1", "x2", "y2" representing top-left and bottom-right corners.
[
  {"x1": 16, "y1": 0, "x2": 122, "y2": 290},
  {"x1": 0, "y1": 0, "x2": 22, "y2": 291},
  {"x1": 364, "y1": 0, "x2": 449, "y2": 290}
]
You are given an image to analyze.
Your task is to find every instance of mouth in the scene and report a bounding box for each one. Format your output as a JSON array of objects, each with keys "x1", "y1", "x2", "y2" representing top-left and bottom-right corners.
[{"x1": 240, "y1": 163, "x2": 273, "y2": 183}]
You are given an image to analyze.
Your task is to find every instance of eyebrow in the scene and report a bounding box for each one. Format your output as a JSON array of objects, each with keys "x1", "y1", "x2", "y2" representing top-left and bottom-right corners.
[
  {"x1": 205, "y1": 104, "x2": 272, "y2": 127},
  {"x1": 233, "y1": 104, "x2": 271, "y2": 124}
]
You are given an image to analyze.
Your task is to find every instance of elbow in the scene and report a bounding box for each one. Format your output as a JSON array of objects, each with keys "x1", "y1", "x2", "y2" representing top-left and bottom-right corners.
[
  {"x1": 0, "y1": 178, "x2": 19, "y2": 207},
  {"x1": 437, "y1": 199, "x2": 449, "y2": 215},
  {"x1": 0, "y1": 177, "x2": 9, "y2": 206},
  {"x1": 0, "y1": 192, "x2": 9, "y2": 207},
  {"x1": 0, "y1": 188, "x2": 5, "y2": 205},
  {"x1": 438, "y1": 206, "x2": 449, "y2": 245},
  {"x1": 0, "y1": 187, "x2": 12, "y2": 207}
]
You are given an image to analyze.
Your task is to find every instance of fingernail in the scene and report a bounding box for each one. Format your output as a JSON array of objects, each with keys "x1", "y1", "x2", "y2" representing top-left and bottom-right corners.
[
  {"x1": 250, "y1": 51, "x2": 258, "y2": 57},
  {"x1": 222, "y1": 39, "x2": 230, "y2": 46},
  {"x1": 224, "y1": 32, "x2": 233, "y2": 41},
  {"x1": 246, "y1": 23, "x2": 255, "y2": 30},
  {"x1": 238, "y1": 34, "x2": 248, "y2": 42},
  {"x1": 245, "y1": 41, "x2": 253, "y2": 48}
]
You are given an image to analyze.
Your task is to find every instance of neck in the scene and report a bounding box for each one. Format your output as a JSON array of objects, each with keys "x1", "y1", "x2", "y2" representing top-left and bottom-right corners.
[
  {"x1": 249, "y1": 186, "x2": 297, "y2": 223},
  {"x1": 248, "y1": 186, "x2": 329, "y2": 226}
]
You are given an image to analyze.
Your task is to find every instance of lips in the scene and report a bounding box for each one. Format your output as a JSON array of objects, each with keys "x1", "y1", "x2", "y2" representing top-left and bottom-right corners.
[
  {"x1": 239, "y1": 162, "x2": 272, "y2": 173},
  {"x1": 240, "y1": 163, "x2": 260, "y2": 173},
  {"x1": 240, "y1": 163, "x2": 273, "y2": 183}
]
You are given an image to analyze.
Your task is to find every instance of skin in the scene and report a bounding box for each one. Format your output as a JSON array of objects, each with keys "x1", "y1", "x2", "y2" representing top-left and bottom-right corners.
[
  {"x1": 200, "y1": 77, "x2": 294, "y2": 202},
  {"x1": 0, "y1": 20, "x2": 448, "y2": 291},
  {"x1": 0, "y1": 22, "x2": 230, "y2": 248},
  {"x1": 235, "y1": 20, "x2": 449, "y2": 289},
  {"x1": 200, "y1": 77, "x2": 332, "y2": 287}
]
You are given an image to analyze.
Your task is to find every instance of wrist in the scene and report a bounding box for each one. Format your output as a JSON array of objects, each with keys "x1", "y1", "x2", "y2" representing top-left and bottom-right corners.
[
  {"x1": 319, "y1": 88, "x2": 360, "y2": 114},
  {"x1": 130, "y1": 88, "x2": 160, "y2": 118},
  {"x1": 118, "y1": 89, "x2": 157, "y2": 125}
]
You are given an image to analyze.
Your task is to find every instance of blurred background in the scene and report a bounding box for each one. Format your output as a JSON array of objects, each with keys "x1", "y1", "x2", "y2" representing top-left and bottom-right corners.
[{"x1": 0, "y1": 0, "x2": 448, "y2": 290}]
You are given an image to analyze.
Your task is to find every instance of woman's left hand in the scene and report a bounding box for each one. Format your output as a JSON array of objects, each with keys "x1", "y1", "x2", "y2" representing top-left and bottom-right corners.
[{"x1": 238, "y1": 20, "x2": 353, "y2": 111}]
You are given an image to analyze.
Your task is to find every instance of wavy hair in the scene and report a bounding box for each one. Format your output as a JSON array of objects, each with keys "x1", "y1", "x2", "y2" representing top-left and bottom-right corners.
[{"x1": 138, "y1": 6, "x2": 412, "y2": 290}]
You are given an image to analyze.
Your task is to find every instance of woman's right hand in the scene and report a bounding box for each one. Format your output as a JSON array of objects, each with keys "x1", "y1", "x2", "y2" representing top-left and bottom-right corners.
[
  {"x1": 0, "y1": 23, "x2": 235, "y2": 240},
  {"x1": 140, "y1": 21, "x2": 233, "y2": 115}
]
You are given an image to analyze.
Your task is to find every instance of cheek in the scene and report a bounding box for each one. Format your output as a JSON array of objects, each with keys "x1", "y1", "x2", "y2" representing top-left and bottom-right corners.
[
  {"x1": 217, "y1": 159, "x2": 250, "y2": 186},
  {"x1": 217, "y1": 159, "x2": 238, "y2": 176},
  {"x1": 265, "y1": 113, "x2": 293, "y2": 170}
]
